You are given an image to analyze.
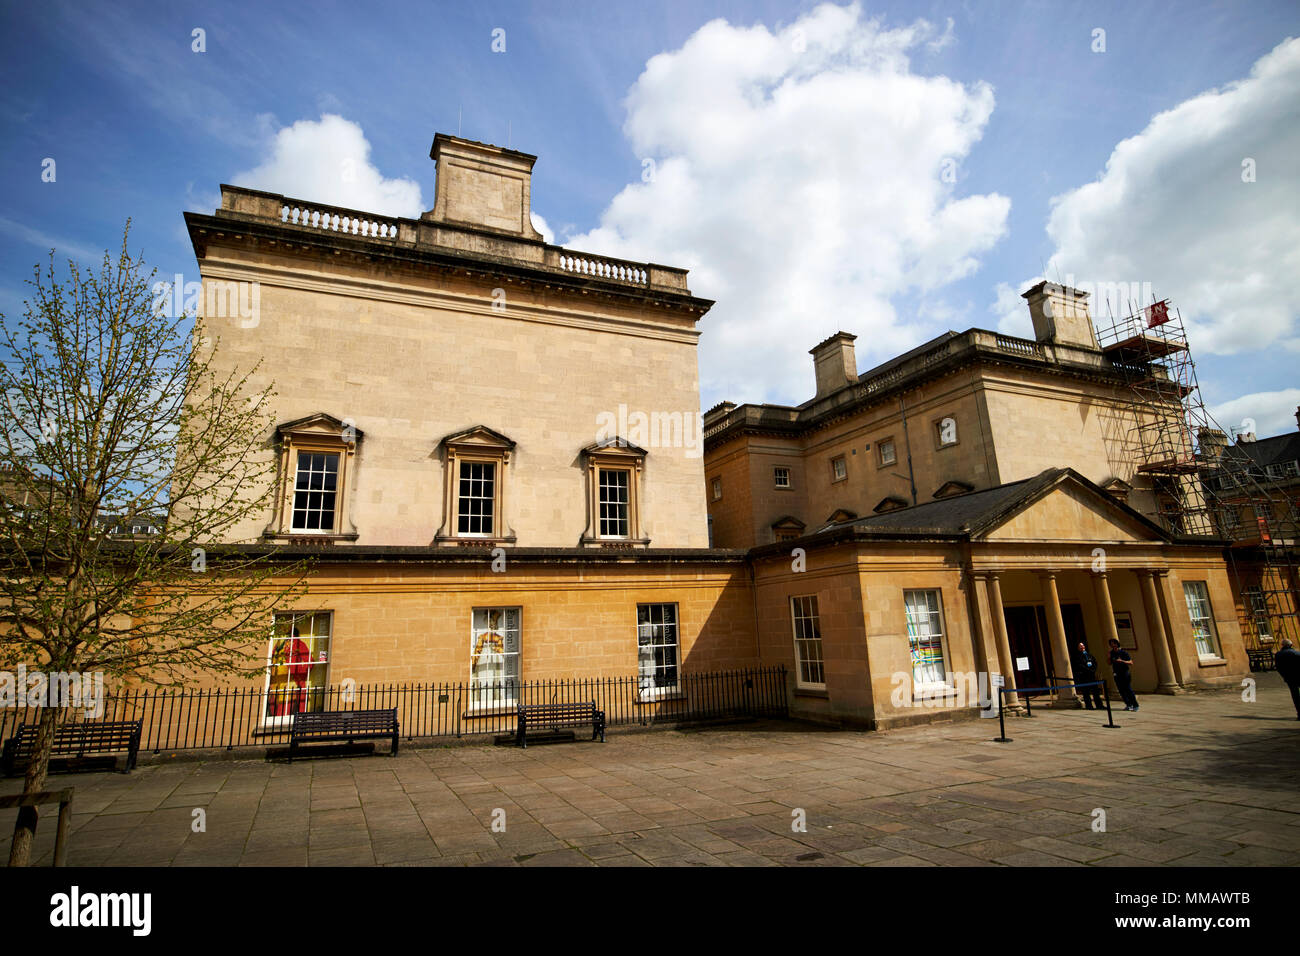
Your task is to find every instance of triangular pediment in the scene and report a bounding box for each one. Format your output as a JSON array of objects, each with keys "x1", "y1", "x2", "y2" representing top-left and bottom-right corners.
[
  {"x1": 980, "y1": 481, "x2": 1165, "y2": 543},
  {"x1": 438, "y1": 425, "x2": 516, "y2": 451},
  {"x1": 1100, "y1": 476, "x2": 1133, "y2": 503},
  {"x1": 872, "y1": 496, "x2": 909, "y2": 514},
  {"x1": 277, "y1": 412, "x2": 363, "y2": 443},
  {"x1": 582, "y1": 436, "x2": 648, "y2": 458},
  {"x1": 771, "y1": 515, "x2": 806, "y2": 531},
  {"x1": 827, "y1": 508, "x2": 859, "y2": 523},
  {"x1": 933, "y1": 481, "x2": 974, "y2": 499}
]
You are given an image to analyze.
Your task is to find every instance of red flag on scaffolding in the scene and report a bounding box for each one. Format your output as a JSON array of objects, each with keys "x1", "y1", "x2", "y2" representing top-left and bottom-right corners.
[{"x1": 1146, "y1": 300, "x2": 1170, "y2": 328}]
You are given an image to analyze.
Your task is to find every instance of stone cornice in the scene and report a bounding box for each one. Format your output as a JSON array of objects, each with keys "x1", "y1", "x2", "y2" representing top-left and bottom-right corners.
[
  {"x1": 704, "y1": 329, "x2": 1165, "y2": 452},
  {"x1": 195, "y1": 257, "x2": 703, "y2": 346},
  {"x1": 185, "y1": 186, "x2": 713, "y2": 316}
]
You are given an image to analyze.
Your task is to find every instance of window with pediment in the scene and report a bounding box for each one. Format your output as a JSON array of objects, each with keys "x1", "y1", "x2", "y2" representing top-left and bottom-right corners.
[
  {"x1": 267, "y1": 413, "x2": 362, "y2": 541},
  {"x1": 581, "y1": 437, "x2": 649, "y2": 547},
  {"x1": 435, "y1": 426, "x2": 517, "y2": 545}
]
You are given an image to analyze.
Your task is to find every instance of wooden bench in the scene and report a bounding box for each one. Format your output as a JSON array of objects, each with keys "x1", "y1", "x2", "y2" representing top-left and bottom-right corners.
[
  {"x1": 516, "y1": 700, "x2": 605, "y2": 748},
  {"x1": 1, "y1": 720, "x2": 142, "y2": 775},
  {"x1": 288, "y1": 708, "x2": 398, "y2": 762}
]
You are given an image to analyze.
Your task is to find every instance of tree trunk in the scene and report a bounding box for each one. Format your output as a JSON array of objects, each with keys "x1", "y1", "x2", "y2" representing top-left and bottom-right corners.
[{"x1": 7, "y1": 705, "x2": 62, "y2": 867}]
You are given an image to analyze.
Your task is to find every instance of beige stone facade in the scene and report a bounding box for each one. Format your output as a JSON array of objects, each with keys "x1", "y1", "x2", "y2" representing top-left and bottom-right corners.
[
  {"x1": 188, "y1": 552, "x2": 757, "y2": 686},
  {"x1": 750, "y1": 470, "x2": 1248, "y2": 729},
  {"x1": 703, "y1": 287, "x2": 1184, "y2": 551},
  {"x1": 169, "y1": 137, "x2": 1251, "y2": 732},
  {"x1": 187, "y1": 136, "x2": 712, "y2": 551}
]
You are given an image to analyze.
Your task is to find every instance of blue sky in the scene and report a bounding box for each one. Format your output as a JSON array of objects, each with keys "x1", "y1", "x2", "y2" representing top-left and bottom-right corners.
[{"x1": 1, "y1": 0, "x2": 1297, "y2": 433}]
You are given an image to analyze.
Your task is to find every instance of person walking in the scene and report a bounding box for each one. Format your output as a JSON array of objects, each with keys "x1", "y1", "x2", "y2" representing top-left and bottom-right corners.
[
  {"x1": 1108, "y1": 638, "x2": 1139, "y2": 712},
  {"x1": 1274, "y1": 637, "x2": 1300, "y2": 720},
  {"x1": 1071, "y1": 641, "x2": 1104, "y2": 709}
]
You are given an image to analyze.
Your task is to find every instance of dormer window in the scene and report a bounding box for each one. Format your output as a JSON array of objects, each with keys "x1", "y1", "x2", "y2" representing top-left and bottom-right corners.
[
  {"x1": 872, "y1": 496, "x2": 908, "y2": 514},
  {"x1": 771, "y1": 515, "x2": 805, "y2": 542},
  {"x1": 268, "y1": 413, "x2": 362, "y2": 541},
  {"x1": 932, "y1": 480, "x2": 974, "y2": 500}
]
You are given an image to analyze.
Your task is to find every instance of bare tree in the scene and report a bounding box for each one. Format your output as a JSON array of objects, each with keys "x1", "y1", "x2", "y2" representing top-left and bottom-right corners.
[{"x1": 0, "y1": 223, "x2": 309, "y2": 865}]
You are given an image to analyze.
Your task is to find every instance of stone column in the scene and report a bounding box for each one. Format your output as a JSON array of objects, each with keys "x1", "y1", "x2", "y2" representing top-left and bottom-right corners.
[
  {"x1": 982, "y1": 572, "x2": 1020, "y2": 710},
  {"x1": 966, "y1": 571, "x2": 993, "y2": 676},
  {"x1": 1090, "y1": 571, "x2": 1122, "y2": 702},
  {"x1": 1146, "y1": 570, "x2": 1184, "y2": 692},
  {"x1": 1090, "y1": 571, "x2": 1123, "y2": 647},
  {"x1": 1038, "y1": 571, "x2": 1076, "y2": 702}
]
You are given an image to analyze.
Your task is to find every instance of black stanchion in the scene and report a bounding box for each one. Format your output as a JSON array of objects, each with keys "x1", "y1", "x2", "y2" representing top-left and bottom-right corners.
[
  {"x1": 991, "y1": 679, "x2": 1120, "y2": 742},
  {"x1": 995, "y1": 687, "x2": 1011, "y2": 743},
  {"x1": 1101, "y1": 679, "x2": 1118, "y2": 728}
]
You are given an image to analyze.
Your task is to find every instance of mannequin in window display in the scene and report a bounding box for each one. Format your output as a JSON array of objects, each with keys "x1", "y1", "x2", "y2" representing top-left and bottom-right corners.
[
  {"x1": 472, "y1": 609, "x2": 507, "y2": 703},
  {"x1": 268, "y1": 626, "x2": 313, "y2": 717}
]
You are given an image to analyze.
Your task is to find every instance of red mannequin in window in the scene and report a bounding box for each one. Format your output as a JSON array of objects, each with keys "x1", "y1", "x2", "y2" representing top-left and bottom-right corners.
[
  {"x1": 285, "y1": 633, "x2": 312, "y2": 714},
  {"x1": 269, "y1": 627, "x2": 313, "y2": 716}
]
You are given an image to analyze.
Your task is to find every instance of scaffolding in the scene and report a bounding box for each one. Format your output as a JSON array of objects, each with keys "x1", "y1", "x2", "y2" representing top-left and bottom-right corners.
[{"x1": 1096, "y1": 297, "x2": 1300, "y2": 651}]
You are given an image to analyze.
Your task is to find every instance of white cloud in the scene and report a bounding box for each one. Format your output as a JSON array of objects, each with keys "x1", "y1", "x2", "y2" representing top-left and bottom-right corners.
[
  {"x1": 989, "y1": 276, "x2": 1042, "y2": 336},
  {"x1": 233, "y1": 114, "x2": 424, "y2": 218},
  {"x1": 1038, "y1": 37, "x2": 1300, "y2": 356},
  {"x1": 530, "y1": 212, "x2": 554, "y2": 244},
  {"x1": 566, "y1": 3, "x2": 1009, "y2": 403},
  {"x1": 1211, "y1": 388, "x2": 1300, "y2": 440},
  {"x1": 926, "y1": 17, "x2": 956, "y2": 53},
  {"x1": 0, "y1": 215, "x2": 105, "y2": 264}
]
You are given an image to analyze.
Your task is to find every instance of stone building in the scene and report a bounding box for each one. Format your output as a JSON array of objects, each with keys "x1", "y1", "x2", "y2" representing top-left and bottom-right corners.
[
  {"x1": 703, "y1": 282, "x2": 1177, "y2": 551},
  {"x1": 1197, "y1": 417, "x2": 1300, "y2": 651},
  {"x1": 179, "y1": 135, "x2": 1250, "y2": 730},
  {"x1": 184, "y1": 135, "x2": 753, "y2": 724},
  {"x1": 703, "y1": 281, "x2": 1251, "y2": 722}
]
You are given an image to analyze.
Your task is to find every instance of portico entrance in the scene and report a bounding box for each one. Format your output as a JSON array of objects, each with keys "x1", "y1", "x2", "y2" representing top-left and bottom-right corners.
[{"x1": 1004, "y1": 603, "x2": 1090, "y2": 694}]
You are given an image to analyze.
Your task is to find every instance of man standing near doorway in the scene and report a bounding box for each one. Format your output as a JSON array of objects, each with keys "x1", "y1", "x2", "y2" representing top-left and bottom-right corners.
[
  {"x1": 1274, "y1": 638, "x2": 1300, "y2": 719},
  {"x1": 1071, "y1": 641, "x2": 1104, "y2": 709},
  {"x1": 1108, "y1": 638, "x2": 1139, "y2": 711}
]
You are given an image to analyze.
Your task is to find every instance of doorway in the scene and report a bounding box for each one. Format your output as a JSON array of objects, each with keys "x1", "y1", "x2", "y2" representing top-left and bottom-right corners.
[
  {"x1": 1003, "y1": 603, "x2": 1089, "y2": 690},
  {"x1": 1060, "y1": 603, "x2": 1091, "y2": 676},
  {"x1": 1004, "y1": 605, "x2": 1050, "y2": 690}
]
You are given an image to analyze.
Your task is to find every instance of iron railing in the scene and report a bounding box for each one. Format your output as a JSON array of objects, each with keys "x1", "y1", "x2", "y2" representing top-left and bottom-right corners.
[{"x1": 0, "y1": 667, "x2": 788, "y2": 755}]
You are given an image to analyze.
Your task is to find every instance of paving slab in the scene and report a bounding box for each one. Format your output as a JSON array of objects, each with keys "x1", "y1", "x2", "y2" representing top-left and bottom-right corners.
[{"x1": 1, "y1": 683, "x2": 1296, "y2": 866}]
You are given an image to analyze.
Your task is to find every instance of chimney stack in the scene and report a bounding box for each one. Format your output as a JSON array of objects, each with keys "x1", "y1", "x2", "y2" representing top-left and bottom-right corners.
[
  {"x1": 424, "y1": 134, "x2": 544, "y2": 240},
  {"x1": 1198, "y1": 427, "x2": 1228, "y2": 460},
  {"x1": 1022, "y1": 280, "x2": 1099, "y2": 350},
  {"x1": 1295, "y1": 405, "x2": 1299, "y2": 432},
  {"x1": 810, "y1": 332, "x2": 859, "y2": 399},
  {"x1": 703, "y1": 401, "x2": 736, "y2": 430}
]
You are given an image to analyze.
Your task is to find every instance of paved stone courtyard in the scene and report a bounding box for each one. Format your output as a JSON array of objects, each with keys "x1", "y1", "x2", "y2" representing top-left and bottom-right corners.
[{"x1": 3, "y1": 683, "x2": 1297, "y2": 867}]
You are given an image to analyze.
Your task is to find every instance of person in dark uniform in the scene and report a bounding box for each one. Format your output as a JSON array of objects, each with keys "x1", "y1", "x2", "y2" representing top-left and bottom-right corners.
[
  {"x1": 1108, "y1": 638, "x2": 1138, "y2": 711},
  {"x1": 1071, "y1": 641, "x2": 1104, "y2": 709},
  {"x1": 1274, "y1": 638, "x2": 1300, "y2": 719}
]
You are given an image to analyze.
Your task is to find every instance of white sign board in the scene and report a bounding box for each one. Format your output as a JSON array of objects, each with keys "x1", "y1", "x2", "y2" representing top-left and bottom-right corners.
[{"x1": 1016, "y1": 657, "x2": 1030, "y2": 671}]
